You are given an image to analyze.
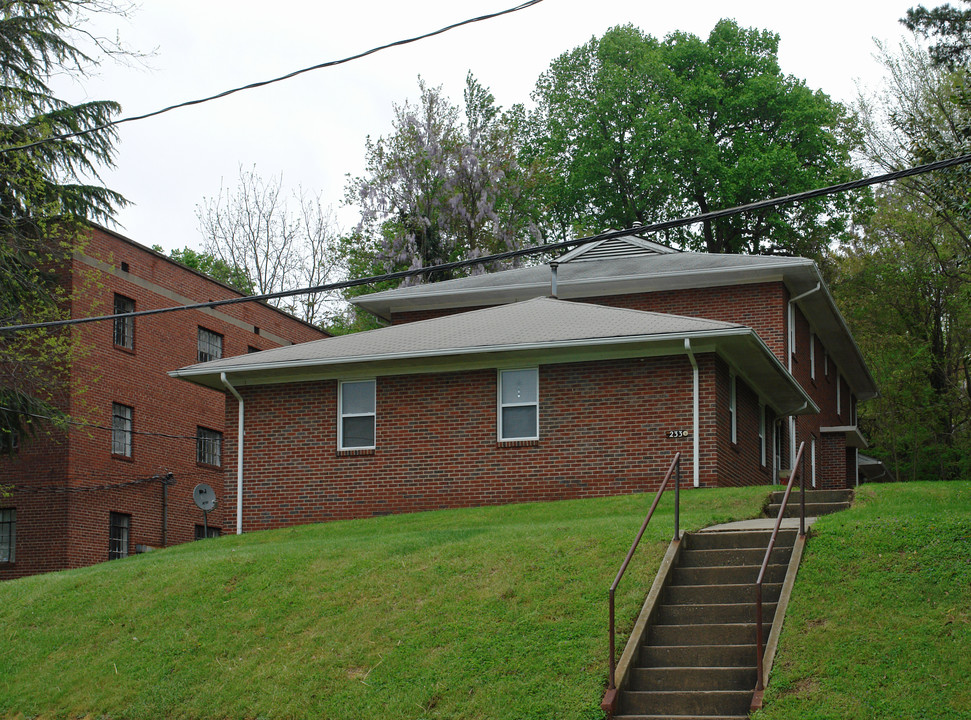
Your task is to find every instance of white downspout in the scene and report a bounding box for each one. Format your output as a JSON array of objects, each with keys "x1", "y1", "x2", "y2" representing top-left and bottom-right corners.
[
  {"x1": 684, "y1": 339, "x2": 700, "y2": 488},
  {"x1": 220, "y1": 372, "x2": 245, "y2": 535}
]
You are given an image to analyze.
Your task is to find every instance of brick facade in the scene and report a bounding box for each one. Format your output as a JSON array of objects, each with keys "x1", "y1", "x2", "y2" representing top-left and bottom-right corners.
[
  {"x1": 0, "y1": 225, "x2": 327, "y2": 579},
  {"x1": 222, "y1": 353, "x2": 778, "y2": 533}
]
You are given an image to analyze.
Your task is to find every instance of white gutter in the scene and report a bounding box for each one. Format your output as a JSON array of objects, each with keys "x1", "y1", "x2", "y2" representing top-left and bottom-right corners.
[
  {"x1": 220, "y1": 372, "x2": 245, "y2": 536},
  {"x1": 684, "y1": 339, "x2": 700, "y2": 488}
]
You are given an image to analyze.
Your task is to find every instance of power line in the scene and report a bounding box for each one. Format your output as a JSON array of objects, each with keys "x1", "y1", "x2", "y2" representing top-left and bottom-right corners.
[
  {"x1": 0, "y1": 406, "x2": 204, "y2": 440},
  {"x1": 9, "y1": 472, "x2": 175, "y2": 494},
  {"x1": 3, "y1": 150, "x2": 970, "y2": 334},
  {"x1": 0, "y1": 0, "x2": 546, "y2": 156}
]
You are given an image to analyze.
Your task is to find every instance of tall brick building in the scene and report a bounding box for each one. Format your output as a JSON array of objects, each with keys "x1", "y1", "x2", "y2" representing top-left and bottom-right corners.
[
  {"x1": 0, "y1": 225, "x2": 327, "y2": 579},
  {"x1": 172, "y1": 237, "x2": 879, "y2": 535}
]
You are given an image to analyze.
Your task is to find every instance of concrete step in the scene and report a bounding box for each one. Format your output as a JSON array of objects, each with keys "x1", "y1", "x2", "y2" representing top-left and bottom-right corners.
[
  {"x1": 766, "y1": 501, "x2": 850, "y2": 518},
  {"x1": 671, "y1": 563, "x2": 787, "y2": 586},
  {"x1": 649, "y1": 623, "x2": 771, "y2": 646},
  {"x1": 678, "y1": 547, "x2": 792, "y2": 568},
  {"x1": 621, "y1": 689, "x2": 753, "y2": 716},
  {"x1": 640, "y1": 644, "x2": 756, "y2": 668},
  {"x1": 686, "y1": 529, "x2": 795, "y2": 551},
  {"x1": 664, "y1": 582, "x2": 783, "y2": 606},
  {"x1": 770, "y1": 489, "x2": 853, "y2": 504},
  {"x1": 656, "y1": 602, "x2": 776, "y2": 625},
  {"x1": 628, "y1": 666, "x2": 757, "y2": 692}
]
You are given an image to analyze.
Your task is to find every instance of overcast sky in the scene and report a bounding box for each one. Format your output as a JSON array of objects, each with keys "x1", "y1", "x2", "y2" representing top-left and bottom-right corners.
[{"x1": 63, "y1": 0, "x2": 920, "y2": 255}]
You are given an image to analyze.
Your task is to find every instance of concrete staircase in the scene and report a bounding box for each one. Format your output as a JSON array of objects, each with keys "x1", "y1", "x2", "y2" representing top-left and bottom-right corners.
[
  {"x1": 766, "y1": 488, "x2": 853, "y2": 519},
  {"x1": 613, "y1": 527, "x2": 795, "y2": 720}
]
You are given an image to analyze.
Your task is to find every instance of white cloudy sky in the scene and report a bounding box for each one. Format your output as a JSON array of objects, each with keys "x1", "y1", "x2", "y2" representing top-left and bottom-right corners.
[{"x1": 62, "y1": 0, "x2": 920, "y2": 254}]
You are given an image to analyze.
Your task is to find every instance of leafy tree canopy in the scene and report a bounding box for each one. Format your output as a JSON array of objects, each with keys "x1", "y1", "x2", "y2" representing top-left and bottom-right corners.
[
  {"x1": 152, "y1": 245, "x2": 256, "y2": 296},
  {"x1": 529, "y1": 20, "x2": 865, "y2": 257},
  {"x1": 904, "y1": 1, "x2": 971, "y2": 68}
]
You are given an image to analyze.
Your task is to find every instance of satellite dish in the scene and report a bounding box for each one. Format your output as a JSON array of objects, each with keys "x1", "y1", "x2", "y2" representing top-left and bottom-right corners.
[{"x1": 193, "y1": 483, "x2": 217, "y2": 512}]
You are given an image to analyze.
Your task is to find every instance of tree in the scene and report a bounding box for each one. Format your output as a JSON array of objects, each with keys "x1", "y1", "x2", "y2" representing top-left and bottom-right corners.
[
  {"x1": 0, "y1": 1, "x2": 132, "y2": 447},
  {"x1": 152, "y1": 245, "x2": 255, "y2": 295},
  {"x1": 529, "y1": 20, "x2": 864, "y2": 256},
  {"x1": 344, "y1": 75, "x2": 542, "y2": 291},
  {"x1": 196, "y1": 166, "x2": 342, "y2": 327},
  {"x1": 904, "y1": 1, "x2": 971, "y2": 68}
]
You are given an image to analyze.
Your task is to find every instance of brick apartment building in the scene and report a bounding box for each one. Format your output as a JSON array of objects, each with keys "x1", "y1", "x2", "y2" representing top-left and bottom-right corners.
[
  {"x1": 0, "y1": 224, "x2": 327, "y2": 579},
  {"x1": 172, "y1": 236, "x2": 880, "y2": 535}
]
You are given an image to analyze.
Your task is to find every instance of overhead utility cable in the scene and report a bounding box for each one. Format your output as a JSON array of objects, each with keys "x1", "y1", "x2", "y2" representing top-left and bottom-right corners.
[
  {"x1": 0, "y1": 0, "x2": 545, "y2": 156},
  {"x1": 3, "y1": 150, "x2": 971, "y2": 334},
  {"x1": 10, "y1": 472, "x2": 175, "y2": 494},
  {"x1": 0, "y1": 406, "x2": 203, "y2": 440}
]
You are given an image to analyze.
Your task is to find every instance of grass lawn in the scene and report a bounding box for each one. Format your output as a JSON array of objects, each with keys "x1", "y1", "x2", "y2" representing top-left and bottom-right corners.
[
  {"x1": 0, "y1": 486, "x2": 766, "y2": 720},
  {"x1": 755, "y1": 481, "x2": 971, "y2": 720},
  {"x1": 1, "y1": 482, "x2": 967, "y2": 720}
]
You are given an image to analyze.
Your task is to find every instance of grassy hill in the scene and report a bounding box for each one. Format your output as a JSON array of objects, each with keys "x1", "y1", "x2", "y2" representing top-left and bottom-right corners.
[{"x1": 0, "y1": 482, "x2": 968, "y2": 720}]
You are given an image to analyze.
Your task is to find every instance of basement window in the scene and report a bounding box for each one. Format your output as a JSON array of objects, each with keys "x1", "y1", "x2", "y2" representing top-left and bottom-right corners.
[
  {"x1": 499, "y1": 368, "x2": 539, "y2": 441},
  {"x1": 0, "y1": 509, "x2": 15, "y2": 563},
  {"x1": 109, "y1": 512, "x2": 130, "y2": 560},
  {"x1": 339, "y1": 380, "x2": 376, "y2": 450}
]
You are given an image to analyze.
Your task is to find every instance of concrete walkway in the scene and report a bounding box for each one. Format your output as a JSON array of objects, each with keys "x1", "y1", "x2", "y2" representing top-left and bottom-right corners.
[{"x1": 701, "y1": 516, "x2": 818, "y2": 532}]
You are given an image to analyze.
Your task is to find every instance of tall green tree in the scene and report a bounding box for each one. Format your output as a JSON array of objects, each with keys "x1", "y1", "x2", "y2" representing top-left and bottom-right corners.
[
  {"x1": 0, "y1": 1, "x2": 130, "y2": 446},
  {"x1": 529, "y1": 20, "x2": 864, "y2": 256},
  {"x1": 904, "y1": 1, "x2": 971, "y2": 67}
]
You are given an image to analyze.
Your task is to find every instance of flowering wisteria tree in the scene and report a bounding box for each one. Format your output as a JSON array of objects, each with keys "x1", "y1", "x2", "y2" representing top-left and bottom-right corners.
[{"x1": 344, "y1": 75, "x2": 542, "y2": 290}]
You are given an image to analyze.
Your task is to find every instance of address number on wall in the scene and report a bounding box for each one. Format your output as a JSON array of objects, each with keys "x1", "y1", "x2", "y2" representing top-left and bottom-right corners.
[{"x1": 666, "y1": 430, "x2": 691, "y2": 438}]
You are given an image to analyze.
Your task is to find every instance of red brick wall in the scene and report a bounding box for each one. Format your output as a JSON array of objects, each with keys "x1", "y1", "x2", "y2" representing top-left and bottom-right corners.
[
  {"x1": 0, "y1": 226, "x2": 327, "y2": 579},
  {"x1": 221, "y1": 353, "x2": 770, "y2": 533}
]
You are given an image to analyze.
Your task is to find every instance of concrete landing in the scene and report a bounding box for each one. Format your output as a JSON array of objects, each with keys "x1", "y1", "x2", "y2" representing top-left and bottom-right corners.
[{"x1": 701, "y1": 517, "x2": 818, "y2": 532}]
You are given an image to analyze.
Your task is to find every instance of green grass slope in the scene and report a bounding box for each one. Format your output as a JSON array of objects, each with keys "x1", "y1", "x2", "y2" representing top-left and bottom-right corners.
[
  {"x1": 0, "y1": 487, "x2": 766, "y2": 720},
  {"x1": 1, "y1": 483, "x2": 967, "y2": 720},
  {"x1": 756, "y1": 481, "x2": 971, "y2": 720}
]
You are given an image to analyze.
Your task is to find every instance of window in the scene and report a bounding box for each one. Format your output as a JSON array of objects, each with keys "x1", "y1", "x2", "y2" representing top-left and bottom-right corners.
[
  {"x1": 197, "y1": 327, "x2": 223, "y2": 363},
  {"x1": 109, "y1": 512, "x2": 130, "y2": 560},
  {"x1": 788, "y1": 304, "x2": 796, "y2": 356},
  {"x1": 339, "y1": 380, "x2": 376, "y2": 450},
  {"x1": 759, "y1": 404, "x2": 767, "y2": 467},
  {"x1": 0, "y1": 509, "x2": 15, "y2": 563},
  {"x1": 824, "y1": 350, "x2": 829, "y2": 377},
  {"x1": 196, "y1": 427, "x2": 222, "y2": 467},
  {"x1": 499, "y1": 368, "x2": 539, "y2": 441},
  {"x1": 195, "y1": 525, "x2": 221, "y2": 540},
  {"x1": 113, "y1": 294, "x2": 135, "y2": 349},
  {"x1": 810, "y1": 332, "x2": 816, "y2": 380},
  {"x1": 247, "y1": 346, "x2": 261, "y2": 354},
  {"x1": 729, "y1": 374, "x2": 737, "y2": 444},
  {"x1": 111, "y1": 403, "x2": 132, "y2": 457},
  {"x1": 0, "y1": 428, "x2": 18, "y2": 454}
]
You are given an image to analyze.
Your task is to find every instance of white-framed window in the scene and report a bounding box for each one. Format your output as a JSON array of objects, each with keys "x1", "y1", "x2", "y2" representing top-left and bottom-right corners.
[
  {"x1": 498, "y1": 368, "x2": 539, "y2": 441},
  {"x1": 759, "y1": 404, "x2": 767, "y2": 467},
  {"x1": 811, "y1": 435, "x2": 817, "y2": 488},
  {"x1": 339, "y1": 379, "x2": 376, "y2": 450},
  {"x1": 0, "y1": 508, "x2": 15, "y2": 563},
  {"x1": 111, "y1": 403, "x2": 133, "y2": 457},
  {"x1": 197, "y1": 327, "x2": 223, "y2": 363},
  {"x1": 837, "y1": 374, "x2": 842, "y2": 417},
  {"x1": 113, "y1": 294, "x2": 135, "y2": 350},
  {"x1": 196, "y1": 427, "x2": 223, "y2": 467},
  {"x1": 109, "y1": 512, "x2": 130, "y2": 560},
  {"x1": 729, "y1": 373, "x2": 737, "y2": 444},
  {"x1": 810, "y1": 332, "x2": 816, "y2": 380}
]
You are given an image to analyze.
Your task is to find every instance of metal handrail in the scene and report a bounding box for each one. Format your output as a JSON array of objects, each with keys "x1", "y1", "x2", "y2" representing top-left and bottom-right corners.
[
  {"x1": 607, "y1": 452, "x2": 681, "y2": 692},
  {"x1": 755, "y1": 440, "x2": 807, "y2": 693}
]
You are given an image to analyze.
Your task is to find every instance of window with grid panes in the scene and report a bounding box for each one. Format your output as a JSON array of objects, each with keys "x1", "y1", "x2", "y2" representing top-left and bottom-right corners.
[
  {"x1": 196, "y1": 427, "x2": 222, "y2": 466},
  {"x1": 113, "y1": 294, "x2": 135, "y2": 349},
  {"x1": 0, "y1": 509, "x2": 15, "y2": 563},
  {"x1": 109, "y1": 512, "x2": 130, "y2": 559},
  {"x1": 197, "y1": 327, "x2": 223, "y2": 363},
  {"x1": 111, "y1": 403, "x2": 132, "y2": 457}
]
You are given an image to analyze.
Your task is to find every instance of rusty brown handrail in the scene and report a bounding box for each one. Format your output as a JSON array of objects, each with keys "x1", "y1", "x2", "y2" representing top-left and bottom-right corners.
[
  {"x1": 606, "y1": 452, "x2": 681, "y2": 697},
  {"x1": 754, "y1": 440, "x2": 806, "y2": 698}
]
